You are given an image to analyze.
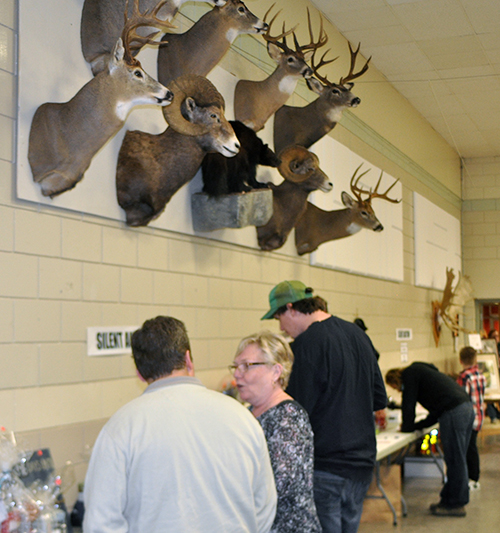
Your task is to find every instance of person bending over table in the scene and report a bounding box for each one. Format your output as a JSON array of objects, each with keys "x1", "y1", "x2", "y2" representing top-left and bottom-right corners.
[
  {"x1": 231, "y1": 331, "x2": 322, "y2": 533},
  {"x1": 385, "y1": 362, "x2": 474, "y2": 518}
]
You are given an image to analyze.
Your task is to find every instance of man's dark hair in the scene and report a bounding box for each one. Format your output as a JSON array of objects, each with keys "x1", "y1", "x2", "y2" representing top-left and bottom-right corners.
[
  {"x1": 274, "y1": 295, "x2": 328, "y2": 317},
  {"x1": 459, "y1": 346, "x2": 477, "y2": 366},
  {"x1": 132, "y1": 316, "x2": 191, "y2": 381}
]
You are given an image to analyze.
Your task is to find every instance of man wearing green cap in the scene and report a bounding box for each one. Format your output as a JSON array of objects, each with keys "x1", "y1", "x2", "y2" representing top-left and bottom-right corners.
[{"x1": 262, "y1": 281, "x2": 387, "y2": 533}]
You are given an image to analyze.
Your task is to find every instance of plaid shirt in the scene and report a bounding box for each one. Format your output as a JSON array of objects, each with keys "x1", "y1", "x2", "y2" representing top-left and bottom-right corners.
[{"x1": 457, "y1": 364, "x2": 486, "y2": 430}]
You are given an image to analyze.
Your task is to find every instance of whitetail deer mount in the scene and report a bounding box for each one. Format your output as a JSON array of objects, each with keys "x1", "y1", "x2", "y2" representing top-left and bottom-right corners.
[
  {"x1": 116, "y1": 75, "x2": 239, "y2": 227},
  {"x1": 157, "y1": 0, "x2": 267, "y2": 86},
  {"x1": 28, "y1": 0, "x2": 174, "y2": 199},
  {"x1": 294, "y1": 164, "x2": 400, "y2": 255},
  {"x1": 81, "y1": 0, "x2": 226, "y2": 76},
  {"x1": 273, "y1": 41, "x2": 370, "y2": 155},
  {"x1": 432, "y1": 268, "x2": 474, "y2": 346},
  {"x1": 234, "y1": 7, "x2": 327, "y2": 132},
  {"x1": 256, "y1": 145, "x2": 332, "y2": 251}
]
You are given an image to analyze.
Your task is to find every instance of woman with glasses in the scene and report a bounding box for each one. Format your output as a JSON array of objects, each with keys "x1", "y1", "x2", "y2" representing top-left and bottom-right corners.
[{"x1": 230, "y1": 331, "x2": 321, "y2": 533}]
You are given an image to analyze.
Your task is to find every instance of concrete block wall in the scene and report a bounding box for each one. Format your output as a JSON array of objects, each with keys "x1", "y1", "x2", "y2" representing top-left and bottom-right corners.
[
  {"x1": 0, "y1": 0, "x2": 466, "y2": 508},
  {"x1": 463, "y1": 157, "x2": 500, "y2": 298}
]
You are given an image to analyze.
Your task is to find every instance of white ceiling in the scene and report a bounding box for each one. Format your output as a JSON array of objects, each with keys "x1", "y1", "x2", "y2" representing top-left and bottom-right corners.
[{"x1": 310, "y1": 0, "x2": 500, "y2": 160}]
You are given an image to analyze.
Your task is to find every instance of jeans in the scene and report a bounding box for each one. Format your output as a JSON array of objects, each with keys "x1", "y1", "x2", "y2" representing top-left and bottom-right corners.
[
  {"x1": 313, "y1": 469, "x2": 372, "y2": 533},
  {"x1": 466, "y1": 430, "x2": 480, "y2": 482},
  {"x1": 438, "y1": 401, "x2": 474, "y2": 508}
]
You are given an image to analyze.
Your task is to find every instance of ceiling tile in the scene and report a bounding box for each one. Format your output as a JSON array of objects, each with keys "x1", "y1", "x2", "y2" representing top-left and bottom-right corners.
[
  {"x1": 391, "y1": 0, "x2": 473, "y2": 40},
  {"x1": 310, "y1": 0, "x2": 386, "y2": 15},
  {"x1": 425, "y1": 49, "x2": 490, "y2": 71},
  {"x1": 436, "y1": 64, "x2": 496, "y2": 80},
  {"x1": 461, "y1": 0, "x2": 500, "y2": 34},
  {"x1": 322, "y1": 7, "x2": 399, "y2": 32},
  {"x1": 418, "y1": 34, "x2": 484, "y2": 55},
  {"x1": 370, "y1": 43, "x2": 435, "y2": 75},
  {"x1": 342, "y1": 25, "x2": 413, "y2": 48}
]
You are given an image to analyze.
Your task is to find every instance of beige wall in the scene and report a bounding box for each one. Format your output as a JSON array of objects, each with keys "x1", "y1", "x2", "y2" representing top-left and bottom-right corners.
[
  {"x1": 0, "y1": 0, "x2": 472, "y2": 506},
  {"x1": 462, "y1": 157, "x2": 500, "y2": 299}
]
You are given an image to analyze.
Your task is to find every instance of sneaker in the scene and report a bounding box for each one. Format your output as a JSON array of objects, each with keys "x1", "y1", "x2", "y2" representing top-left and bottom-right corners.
[
  {"x1": 429, "y1": 502, "x2": 466, "y2": 517},
  {"x1": 469, "y1": 481, "x2": 480, "y2": 491}
]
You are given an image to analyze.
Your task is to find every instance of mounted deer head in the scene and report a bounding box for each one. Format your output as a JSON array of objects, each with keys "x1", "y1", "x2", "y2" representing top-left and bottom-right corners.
[
  {"x1": 81, "y1": 0, "x2": 227, "y2": 76},
  {"x1": 116, "y1": 75, "x2": 240, "y2": 227},
  {"x1": 294, "y1": 164, "x2": 400, "y2": 255},
  {"x1": 256, "y1": 145, "x2": 332, "y2": 251},
  {"x1": 28, "y1": 0, "x2": 174, "y2": 198},
  {"x1": 432, "y1": 268, "x2": 474, "y2": 346},
  {"x1": 234, "y1": 7, "x2": 327, "y2": 132},
  {"x1": 273, "y1": 41, "x2": 370, "y2": 154},
  {"x1": 157, "y1": 0, "x2": 267, "y2": 86}
]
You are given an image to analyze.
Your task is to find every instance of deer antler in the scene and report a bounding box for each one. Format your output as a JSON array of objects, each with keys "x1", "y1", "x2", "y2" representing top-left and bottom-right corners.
[
  {"x1": 350, "y1": 165, "x2": 401, "y2": 204},
  {"x1": 339, "y1": 42, "x2": 371, "y2": 86},
  {"x1": 349, "y1": 164, "x2": 372, "y2": 203},
  {"x1": 122, "y1": 0, "x2": 176, "y2": 64},
  {"x1": 292, "y1": 8, "x2": 328, "y2": 54},
  {"x1": 309, "y1": 47, "x2": 338, "y2": 87},
  {"x1": 367, "y1": 171, "x2": 401, "y2": 204},
  {"x1": 262, "y1": 3, "x2": 297, "y2": 51}
]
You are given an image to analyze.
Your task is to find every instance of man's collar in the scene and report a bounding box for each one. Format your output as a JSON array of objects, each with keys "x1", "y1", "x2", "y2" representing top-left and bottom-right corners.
[{"x1": 144, "y1": 375, "x2": 204, "y2": 394}]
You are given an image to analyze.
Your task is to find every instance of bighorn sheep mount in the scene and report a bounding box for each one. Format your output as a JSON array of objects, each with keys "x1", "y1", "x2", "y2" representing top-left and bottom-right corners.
[
  {"x1": 116, "y1": 75, "x2": 239, "y2": 227},
  {"x1": 256, "y1": 145, "x2": 332, "y2": 252},
  {"x1": 431, "y1": 268, "x2": 474, "y2": 347},
  {"x1": 233, "y1": 7, "x2": 327, "y2": 132},
  {"x1": 294, "y1": 164, "x2": 401, "y2": 255},
  {"x1": 157, "y1": 0, "x2": 267, "y2": 86},
  {"x1": 81, "y1": 0, "x2": 227, "y2": 76},
  {"x1": 273, "y1": 41, "x2": 370, "y2": 154},
  {"x1": 201, "y1": 120, "x2": 280, "y2": 196},
  {"x1": 28, "y1": 0, "x2": 174, "y2": 198}
]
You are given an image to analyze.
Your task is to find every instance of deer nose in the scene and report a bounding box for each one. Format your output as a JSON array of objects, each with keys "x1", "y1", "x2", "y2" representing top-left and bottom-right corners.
[
  {"x1": 374, "y1": 223, "x2": 383, "y2": 232},
  {"x1": 303, "y1": 67, "x2": 313, "y2": 78},
  {"x1": 351, "y1": 97, "x2": 361, "y2": 107},
  {"x1": 164, "y1": 89, "x2": 174, "y2": 103},
  {"x1": 258, "y1": 22, "x2": 269, "y2": 33}
]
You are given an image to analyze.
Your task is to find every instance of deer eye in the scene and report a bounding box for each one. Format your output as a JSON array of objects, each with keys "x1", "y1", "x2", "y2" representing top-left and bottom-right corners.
[
  {"x1": 361, "y1": 210, "x2": 369, "y2": 217},
  {"x1": 332, "y1": 88, "x2": 341, "y2": 95},
  {"x1": 287, "y1": 57, "x2": 295, "y2": 64},
  {"x1": 133, "y1": 69, "x2": 144, "y2": 79},
  {"x1": 238, "y1": 6, "x2": 245, "y2": 13}
]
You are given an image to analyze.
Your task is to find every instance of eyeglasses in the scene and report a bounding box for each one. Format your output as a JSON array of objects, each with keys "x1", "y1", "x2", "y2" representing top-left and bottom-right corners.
[{"x1": 228, "y1": 362, "x2": 269, "y2": 374}]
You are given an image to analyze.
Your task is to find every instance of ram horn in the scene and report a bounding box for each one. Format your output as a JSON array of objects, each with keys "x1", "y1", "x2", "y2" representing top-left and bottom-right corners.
[{"x1": 162, "y1": 75, "x2": 225, "y2": 136}]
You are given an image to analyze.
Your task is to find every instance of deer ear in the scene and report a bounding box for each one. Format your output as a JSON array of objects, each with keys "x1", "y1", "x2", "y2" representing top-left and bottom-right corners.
[
  {"x1": 111, "y1": 38, "x2": 125, "y2": 66},
  {"x1": 267, "y1": 42, "x2": 282, "y2": 62},
  {"x1": 341, "y1": 191, "x2": 355, "y2": 208},
  {"x1": 306, "y1": 77, "x2": 324, "y2": 95},
  {"x1": 303, "y1": 49, "x2": 314, "y2": 62}
]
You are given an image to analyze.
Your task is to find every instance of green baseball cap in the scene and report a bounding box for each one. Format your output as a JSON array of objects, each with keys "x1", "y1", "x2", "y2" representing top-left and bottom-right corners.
[{"x1": 261, "y1": 280, "x2": 313, "y2": 320}]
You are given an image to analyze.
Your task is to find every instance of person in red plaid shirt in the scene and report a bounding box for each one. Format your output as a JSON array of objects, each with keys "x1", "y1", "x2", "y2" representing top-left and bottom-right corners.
[{"x1": 457, "y1": 346, "x2": 486, "y2": 490}]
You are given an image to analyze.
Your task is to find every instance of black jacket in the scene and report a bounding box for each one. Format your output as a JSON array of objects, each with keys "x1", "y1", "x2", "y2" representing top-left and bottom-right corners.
[
  {"x1": 400, "y1": 362, "x2": 471, "y2": 432},
  {"x1": 286, "y1": 316, "x2": 387, "y2": 479}
]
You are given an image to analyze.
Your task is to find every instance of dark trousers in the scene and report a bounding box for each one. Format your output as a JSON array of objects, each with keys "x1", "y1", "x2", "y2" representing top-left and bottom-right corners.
[
  {"x1": 438, "y1": 401, "x2": 475, "y2": 508},
  {"x1": 466, "y1": 429, "x2": 480, "y2": 482},
  {"x1": 313, "y1": 469, "x2": 372, "y2": 533}
]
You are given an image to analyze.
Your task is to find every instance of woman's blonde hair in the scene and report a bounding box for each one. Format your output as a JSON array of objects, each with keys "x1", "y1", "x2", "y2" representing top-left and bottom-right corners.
[{"x1": 235, "y1": 331, "x2": 294, "y2": 388}]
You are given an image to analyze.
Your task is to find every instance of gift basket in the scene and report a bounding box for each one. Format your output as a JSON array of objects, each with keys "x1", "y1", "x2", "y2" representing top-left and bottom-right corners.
[{"x1": 0, "y1": 428, "x2": 73, "y2": 533}]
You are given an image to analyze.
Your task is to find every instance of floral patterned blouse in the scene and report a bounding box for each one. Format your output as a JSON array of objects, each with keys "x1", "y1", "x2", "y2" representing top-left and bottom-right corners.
[{"x1": 257, "y1": 400, "x2": 322, "y2": 533}]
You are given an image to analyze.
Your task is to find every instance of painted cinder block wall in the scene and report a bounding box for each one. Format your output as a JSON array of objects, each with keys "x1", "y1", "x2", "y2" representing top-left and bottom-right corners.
[{"x1": 1, "y1": 0, "x2": 487, "y2": 507}]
